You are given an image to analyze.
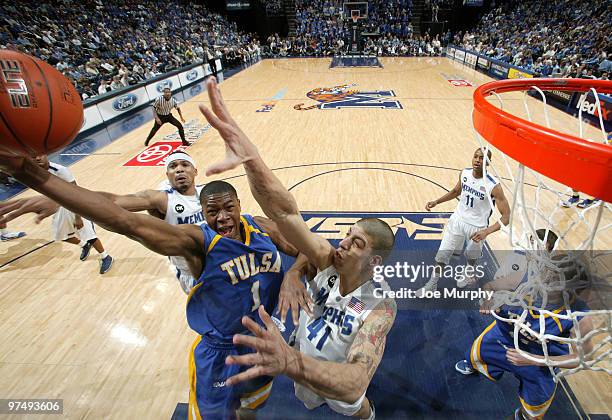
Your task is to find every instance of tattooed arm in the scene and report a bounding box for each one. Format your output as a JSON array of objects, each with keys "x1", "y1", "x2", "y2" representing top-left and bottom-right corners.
[
  {"x1": 226, "y1": 299, "x2": 397, "y2": 403},
  {"x1": 291, "y1": 298, "x2": 397, "y2": 402}
]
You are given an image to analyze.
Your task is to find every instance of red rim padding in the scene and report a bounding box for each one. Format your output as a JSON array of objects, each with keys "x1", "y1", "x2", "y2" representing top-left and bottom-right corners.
[{"x1": 473, "y1": 78, "x2": 612, "y2": 203}]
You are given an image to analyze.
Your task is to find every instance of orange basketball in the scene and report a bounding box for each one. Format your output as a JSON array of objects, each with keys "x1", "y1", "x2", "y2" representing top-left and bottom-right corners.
[{"x1": 0, "y1": 50, "x2": 83, "y2": 155}]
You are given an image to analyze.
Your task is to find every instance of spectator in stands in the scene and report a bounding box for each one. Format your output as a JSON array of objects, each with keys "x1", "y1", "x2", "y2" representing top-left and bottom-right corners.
[
  {"x1": 458, "y1": 0, "x2": 611, "y2": 79},
  {"x1": 0, "y1": 0, "x2": 259, "y2": 98},
  {"x1": 110, "y1": 75, "x2": 123, "y2": 91},
  {"x1": 98, "y1": 80, "x2": 111, "y2": 95},
  {"x1": 271, "y1": 0, "x2": 418, "y2": 58}
]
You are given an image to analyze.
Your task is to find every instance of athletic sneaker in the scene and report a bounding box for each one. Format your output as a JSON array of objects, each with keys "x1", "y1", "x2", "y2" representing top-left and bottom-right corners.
[
  {"x1": 561, "y1": 195, "x2": 580, "y2": 208},
  {"x1": 80, "y1": 242, "x2": 92, "y2": 261},
  {"x1": 577, "y1": 198, "x2": 598, "y2": 209},
  {"x1": 456, "y1": 273, "x2": 477, "y2": 289},
  {"x1": 100, "y1": 255, "x2": 114, "y2": 274},
  {"x1": 455, "y1": 359, "x2": 475, "y2": 375},
  {"x1": 416, "y1": 276, "x2": 439, "y2": 297},
  {"x1": 0, "y1": 231, "x2": 26, "y2": 241}
]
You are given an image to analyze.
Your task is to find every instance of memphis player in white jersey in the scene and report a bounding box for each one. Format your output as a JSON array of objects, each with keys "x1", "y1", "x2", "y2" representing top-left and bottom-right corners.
[
  {"x1": 33, "y1": 155, "x2": 114, "y2": 274},
  {"x1": 419, "y1": 147, "x2": 510, "y2": 292},
  {"x1": 289, "y1": 251, "x2": 393, "y2": 417},
  {"x1": 155, "y1": 153, "x2": 205, "y2": 293},
  {"x1": 0, "y1": 151, "x2": 200, "y2": 291}
]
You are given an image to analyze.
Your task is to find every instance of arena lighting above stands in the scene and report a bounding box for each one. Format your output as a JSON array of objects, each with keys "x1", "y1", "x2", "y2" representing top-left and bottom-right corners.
[{"x1": 79, "y1": 59, "x2": 222, "y2": 134}]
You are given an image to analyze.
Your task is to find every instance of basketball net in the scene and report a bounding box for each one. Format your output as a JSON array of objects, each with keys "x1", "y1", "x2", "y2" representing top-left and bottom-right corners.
[{"x1": 473, "y1": 79, "x2": 611, "y2": 381}]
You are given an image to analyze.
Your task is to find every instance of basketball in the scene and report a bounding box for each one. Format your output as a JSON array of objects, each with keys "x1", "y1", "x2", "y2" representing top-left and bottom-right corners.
[{"x1": 0, "y1": 50, "x2": 83, "y2": 155}]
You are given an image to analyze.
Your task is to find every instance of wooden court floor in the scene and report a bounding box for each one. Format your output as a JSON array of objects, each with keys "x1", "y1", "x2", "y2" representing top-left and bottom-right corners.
[{"x1": 0, "y1": 57, "x2": 610, "y2": 418}]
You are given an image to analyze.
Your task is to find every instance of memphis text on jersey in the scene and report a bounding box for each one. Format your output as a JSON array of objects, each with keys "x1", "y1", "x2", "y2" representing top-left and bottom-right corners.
[
  {"x1": 176, "y1": 211, "x2": 205, "y2": 225},
  {"x1": 306, "y1": 278, "x2": 356, "y2": 351},
  {"x1": 220, "y1": 251, "x2": 282, "y2": 285},
  {"x1": 462, "y1": 182, "x2": 486, "y2": 201}
]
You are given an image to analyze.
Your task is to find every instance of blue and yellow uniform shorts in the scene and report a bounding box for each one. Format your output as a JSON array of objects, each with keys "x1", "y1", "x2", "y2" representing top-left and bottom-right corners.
[
  {"x1": 467, "y1": 321, "x2": 557, "y2": 419},
  {"x1": 188, "y1": 336, "x2": 273, "y2": 420}
]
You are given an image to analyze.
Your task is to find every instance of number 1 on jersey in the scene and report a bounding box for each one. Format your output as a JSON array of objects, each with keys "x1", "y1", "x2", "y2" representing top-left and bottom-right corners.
[
  {"x1": 251, "y1": 280, "x2": 261, "y2": 311},
  {"x1": 465, "y1": 195, "x2": 474, "y2": 208}
]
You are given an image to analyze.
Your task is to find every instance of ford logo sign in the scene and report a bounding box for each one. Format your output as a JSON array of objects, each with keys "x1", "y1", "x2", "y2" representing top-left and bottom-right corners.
[
  {"x1": 156, "y1": 80, "x2": 173, "y2": 92},
  {"x1": 112, "y1": 93, "x2": 138, "y2": 111},
  {"x1": 186, "y1": 70, "x2": 199, "y2": 81},
  {"x1": 190, "y1": 84, "x2": 203, "y2": 97}
]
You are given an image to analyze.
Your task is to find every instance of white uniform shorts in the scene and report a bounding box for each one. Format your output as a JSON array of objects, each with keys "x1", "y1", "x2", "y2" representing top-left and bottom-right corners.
[
  {"x1": 435, "y1": 214, "x2": 485, "y2": 265},
  {"x1": 52, "y1": 207, "x2": 97, "y2": 242},
  {"x1": 294, "y1": 382, "x2": 365, "y2": 416}
]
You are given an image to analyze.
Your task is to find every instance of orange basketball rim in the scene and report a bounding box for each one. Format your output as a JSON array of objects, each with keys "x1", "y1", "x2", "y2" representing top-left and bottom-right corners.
[{"x1": 473, "y1": 78, "x2": 612, "y2": 203}]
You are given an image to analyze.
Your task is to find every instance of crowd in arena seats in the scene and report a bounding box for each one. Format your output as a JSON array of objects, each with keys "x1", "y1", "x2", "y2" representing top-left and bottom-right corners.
[
  {"x1": 265, "y1": 0, "x2": 442, "y2": 57},
  {"x1": 457, "y1": 0, "x2": 610, "y2": 79},
  {"x1": 0, "y1": 0, "x2": 261, "y2": 100}
]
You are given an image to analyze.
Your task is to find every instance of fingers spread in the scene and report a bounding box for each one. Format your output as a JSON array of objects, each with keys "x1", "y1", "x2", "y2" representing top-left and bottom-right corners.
[
  {"x1": 300, "y1": 293, "x2": 314, "y2": 317},
  {"x1": 205, "y1": 157, "x2": 242, "y2": 177},
  {"x1": 277, "y1": 297, "x2": 288, "y2": 323},
  {"x1": 225, "y1": 366, "x2": 266, "y2": 387},
  {"x1": 232, "y1": 333, "x2": 265, "y2": 350},
  {"x1": 225, "y1": 353, "x2": 260, "y2": 367},
  {"x1": 242, "y1": 315, "x2": 266, "y2": 337},
  {"x1": 199, "y1": 104, "x2": 225, "y2": 131},
  {"x1": 258, "y1": 305, "x2": 276, "y2": 331},
  {"x1": 206, "y1": 77, "x2": 232, "y2": 123}
]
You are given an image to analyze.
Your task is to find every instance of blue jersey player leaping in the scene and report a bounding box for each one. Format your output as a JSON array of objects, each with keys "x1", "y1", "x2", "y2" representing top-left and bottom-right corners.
[
  {"x1": 0, "y1": 159, "x2": 306, "y2": 419},
  {"x1": 455, "y1": 230, "x2": 597, "y2": 420}
]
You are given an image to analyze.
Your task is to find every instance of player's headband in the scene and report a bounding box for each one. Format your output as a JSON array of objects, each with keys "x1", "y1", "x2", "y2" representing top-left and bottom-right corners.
[{"x1": 165, "y1": 152, "x2": 196, "y2": 169}]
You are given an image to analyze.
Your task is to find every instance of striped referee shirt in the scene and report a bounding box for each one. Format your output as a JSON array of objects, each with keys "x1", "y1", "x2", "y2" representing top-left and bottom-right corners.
[{"x1": 153, "y1": 96, "x2": 179, "y2": 116}]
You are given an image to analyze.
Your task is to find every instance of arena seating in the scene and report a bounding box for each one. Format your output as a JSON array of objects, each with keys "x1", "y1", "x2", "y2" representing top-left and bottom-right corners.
[
  {"x1": 0, "y1": 0, "x2": 260, "y2": 99},
  {"x1": 266, "y1": 0, "x2": 444, "y2": 57},
  {"x1": 456, "y1": 0, "x2": 610, "y2": 79}
]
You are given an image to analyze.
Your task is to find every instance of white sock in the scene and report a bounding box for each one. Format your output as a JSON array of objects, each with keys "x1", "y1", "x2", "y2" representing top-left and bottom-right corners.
[
  {"x1": 1, "y1": 228, "x2": 7, "y2": 235},
  {"x1": 99, "y1": 251, "x2": 108, "y2": 259},
  {"x1": 78, "y1": 240, "x2": 87, "y2": 247}
]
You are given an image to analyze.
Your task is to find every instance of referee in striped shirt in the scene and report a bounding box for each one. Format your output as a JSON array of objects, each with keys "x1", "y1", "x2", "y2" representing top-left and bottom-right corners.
[{"x1": 144, "y1": 88, "x2": 189, "y2": 146}]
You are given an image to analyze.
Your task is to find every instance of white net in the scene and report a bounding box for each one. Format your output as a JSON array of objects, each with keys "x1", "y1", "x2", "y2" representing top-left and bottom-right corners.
[{"x1": 474, "y1": 83, "x2": 612, "y2": 381}]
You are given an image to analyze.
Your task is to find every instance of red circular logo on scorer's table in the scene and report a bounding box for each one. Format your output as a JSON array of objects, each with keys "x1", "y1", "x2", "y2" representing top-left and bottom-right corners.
[{"x1": 137, "y1": 144, "x2": 173, "y2": 163}]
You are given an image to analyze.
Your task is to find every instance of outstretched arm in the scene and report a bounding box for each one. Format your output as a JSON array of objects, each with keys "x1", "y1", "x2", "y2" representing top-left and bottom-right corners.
[
  {"x1": 199, "y1": 77, "x2": 334, "y2": 270},
  {"x1": 97, "y1": 189, "x2": 168, "y2": 214},
  {"x1": 226, "y1": 299, "x2": 396, "y2": 403},
  {"x1": 0, "y1": 195, "x2": 59, "y2": 224},
  {"x1": 425, "y1": 175, "x2": 461, "y2": 211},
  {"x1": 0, "y1": 156, "x2": 203, "y2": 266},
  {"x1": 0, "y1": 189, "x2": 168, "y2": 224}
]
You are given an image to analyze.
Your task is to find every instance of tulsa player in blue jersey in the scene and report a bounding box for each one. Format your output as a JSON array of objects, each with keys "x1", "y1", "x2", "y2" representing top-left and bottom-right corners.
[
  {"x1": 455, "y1": 230, "x2": 597, "y2": 419},
  {"x1": 198, "y1": 77, "x2": 397, "y2": 420},
  {"x1": 0, "y1": 154, "x2": 311, "y2": 419}
]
